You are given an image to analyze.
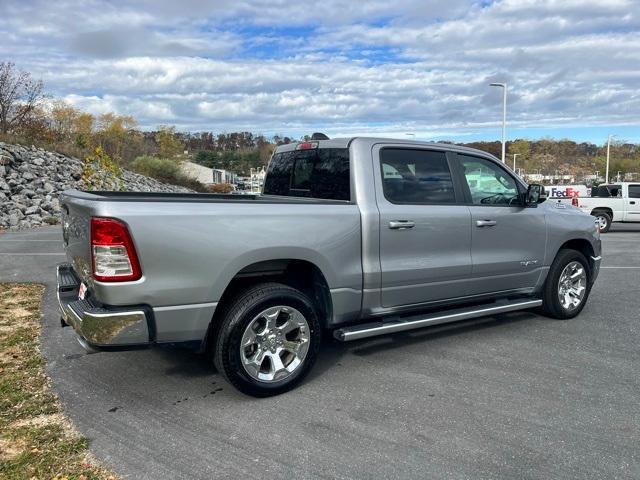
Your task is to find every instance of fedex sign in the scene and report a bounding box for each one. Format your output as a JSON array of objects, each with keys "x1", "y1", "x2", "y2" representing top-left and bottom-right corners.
[{"x1": 546, "y1": 185, "x2": 589, "y2": 199}]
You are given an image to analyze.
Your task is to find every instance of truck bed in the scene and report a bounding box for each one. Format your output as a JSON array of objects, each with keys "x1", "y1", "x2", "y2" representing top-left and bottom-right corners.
[{"x1": 63, "y1": 190, "x2": 351, "y2": 204}]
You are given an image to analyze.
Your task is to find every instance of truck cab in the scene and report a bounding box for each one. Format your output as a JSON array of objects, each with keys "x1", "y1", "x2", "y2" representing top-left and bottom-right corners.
[{"x1": 578, "y1": 182, "x2": 640, "y2": 231}]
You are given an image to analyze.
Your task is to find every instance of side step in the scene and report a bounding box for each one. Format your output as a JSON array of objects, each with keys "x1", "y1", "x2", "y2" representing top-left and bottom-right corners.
[{"x1": 333, "y1": 298, "x2": 542, "y2": 342}]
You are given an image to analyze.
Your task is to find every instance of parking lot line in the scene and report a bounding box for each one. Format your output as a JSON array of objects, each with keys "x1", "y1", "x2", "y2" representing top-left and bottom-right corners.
[
  {"x1": 0, "y1": 253, "x2": 66, "y2": 256},
  {"x1": 600, "y1": 266, "x2": 640, "y2": 269},
  {"x1": 0, "y1": 240, "x2": 62, "y2": 242}
]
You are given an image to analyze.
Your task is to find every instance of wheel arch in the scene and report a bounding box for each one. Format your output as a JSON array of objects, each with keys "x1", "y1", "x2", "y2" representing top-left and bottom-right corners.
[
  {"x1": 557, "y1": 238, "x2": 596, "y2": 275},
  {"x1": 203, "y1": 258, "x2": 333, "y2": 352},
  {"x1": 591, "y1": 207, "x2": 613, "y2": 218}
]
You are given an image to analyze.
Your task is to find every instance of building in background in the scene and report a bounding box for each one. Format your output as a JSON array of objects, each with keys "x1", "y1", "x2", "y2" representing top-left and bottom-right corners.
[
  {"x1": 181, "y1": 161, "x2": 236, "y2": 185},
  {"x1": 213, "y1": 169, "x2": 237, "y2": 185}
]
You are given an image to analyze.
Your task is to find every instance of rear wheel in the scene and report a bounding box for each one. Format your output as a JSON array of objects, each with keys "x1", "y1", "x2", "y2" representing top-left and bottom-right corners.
[
  {"x1": 213, "y1": 282, "x2": 321, "y2": 397},
  {"x1": 592, "y1": 211, "x2": 611, "y2": 233},
  {"x1": 540, "y1": 249, "x2": 591, "y2": 319}
]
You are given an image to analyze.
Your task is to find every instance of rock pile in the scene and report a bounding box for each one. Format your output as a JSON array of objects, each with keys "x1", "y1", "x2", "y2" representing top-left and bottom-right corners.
[{"x1": 0, "y1": 143, "x2": 192, "y2": 229}]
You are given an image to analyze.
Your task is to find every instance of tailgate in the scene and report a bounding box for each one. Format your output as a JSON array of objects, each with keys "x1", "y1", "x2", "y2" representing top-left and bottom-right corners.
[{"x1": 60, "y1": 190, "x2": 101, "y2": 284}]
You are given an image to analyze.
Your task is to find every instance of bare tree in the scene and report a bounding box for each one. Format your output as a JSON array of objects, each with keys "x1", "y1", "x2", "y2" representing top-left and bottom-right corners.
[{"x1": 0, "y1": 62, "x2": 45, "y2": 134}]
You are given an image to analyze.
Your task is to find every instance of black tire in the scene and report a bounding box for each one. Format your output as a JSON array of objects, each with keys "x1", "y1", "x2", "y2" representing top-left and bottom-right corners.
[
  {"x1": 213, "y1": 282, "x2": 321, "y2": 397},
  {"x1": 540, "y1": 249, "x2": 591, "y2": 320},
  {"x1": 592, "y1": 211, "x2": 611, "y2": 233}
]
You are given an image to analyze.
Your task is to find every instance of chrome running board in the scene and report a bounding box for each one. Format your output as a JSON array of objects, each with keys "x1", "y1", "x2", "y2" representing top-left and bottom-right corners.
[{"x1": 334, "y1": 299, "x2": 542, "y2": 342}]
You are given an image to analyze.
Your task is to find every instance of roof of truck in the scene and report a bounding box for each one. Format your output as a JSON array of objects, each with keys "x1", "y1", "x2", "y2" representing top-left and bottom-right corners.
[{"x1": 274, "y1": 137, "x2": 500, "y2": 161}]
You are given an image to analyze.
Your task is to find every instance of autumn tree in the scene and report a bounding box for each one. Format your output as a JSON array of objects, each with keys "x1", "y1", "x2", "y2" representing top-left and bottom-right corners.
[
  {"x1": 50, "y1": 100, "x2": 81, "y2": 142},
  {"x1": 74, "y1": 112, "x2": 94, "y2": 148},
  {"x1": 0, "y1": 62, "x2": 45, "y2": 134},
  {"x1": 95, "y1": 112, "x2": 137, "y2": 161},
  {"x1": 155, "y1": 125, "x2": 183, "y2": 159}
]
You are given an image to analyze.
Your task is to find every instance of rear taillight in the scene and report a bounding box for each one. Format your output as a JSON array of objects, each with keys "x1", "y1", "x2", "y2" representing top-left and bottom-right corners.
[{"x1": 90, "y1": 217, "x2": 142, "y2": 282}]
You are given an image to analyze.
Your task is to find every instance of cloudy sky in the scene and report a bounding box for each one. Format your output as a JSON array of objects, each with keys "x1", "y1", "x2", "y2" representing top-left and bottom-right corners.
[{"x1": 1, "y1": 0, "x2": 639, "y2": 143}]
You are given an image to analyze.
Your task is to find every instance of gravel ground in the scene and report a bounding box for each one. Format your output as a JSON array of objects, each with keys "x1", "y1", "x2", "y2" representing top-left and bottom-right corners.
[{"x1": 1, "y1": 224, "x2": 638, "y2": 479}]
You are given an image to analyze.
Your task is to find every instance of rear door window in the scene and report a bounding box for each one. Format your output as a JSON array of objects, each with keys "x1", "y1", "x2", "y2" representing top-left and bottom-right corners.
[
  {"x1": 628, "y1": 185, "x2": 640, "y2": 198},
  {"x1": 379, "y1": 148, "x2": 456, "y2": 204}
]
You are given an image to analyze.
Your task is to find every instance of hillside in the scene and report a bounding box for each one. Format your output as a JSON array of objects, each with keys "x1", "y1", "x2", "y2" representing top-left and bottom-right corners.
[{"x1": 0, "y1": 143, "x2": 192, "y2": 230}]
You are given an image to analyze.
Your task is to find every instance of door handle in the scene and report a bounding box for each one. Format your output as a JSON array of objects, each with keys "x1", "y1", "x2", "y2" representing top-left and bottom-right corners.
[
  {"x1": 630, "y1": 201, "x2": 636, "y2": 205},
  {"x1": 476, "y1": 220, "x2": 497, "y2": 227},
  {"x1": 389, "y1": 220, "x2": 415, "y2": 230}
]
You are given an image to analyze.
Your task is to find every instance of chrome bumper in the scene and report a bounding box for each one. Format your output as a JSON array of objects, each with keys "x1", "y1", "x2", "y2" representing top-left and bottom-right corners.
[
  {"x1": 591, "y1": 255, "x2": 602, "y2": 284},
  {"x1": 57, "y1": 264, "x2": 152, "y2": 350}
]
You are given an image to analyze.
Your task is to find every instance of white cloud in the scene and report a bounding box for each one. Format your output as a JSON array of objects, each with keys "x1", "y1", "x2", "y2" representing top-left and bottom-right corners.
[{"x1": 1, "y1": 0, "x2": 639, "y2": 139}]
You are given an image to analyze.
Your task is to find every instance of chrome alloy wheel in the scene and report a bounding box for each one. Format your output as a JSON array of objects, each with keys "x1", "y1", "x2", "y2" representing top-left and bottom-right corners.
[
  {"x1": 595, "y1": 215, "x2": 608, "y2": 230},
  {"x1": 240, "y1": 306, "x2": 310, "y2": 382},
  {"x1": 557, "y1": 261, "x2": 587, "y2": 311}
]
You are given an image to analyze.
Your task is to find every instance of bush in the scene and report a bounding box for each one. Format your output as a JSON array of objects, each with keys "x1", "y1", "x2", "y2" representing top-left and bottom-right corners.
[
  {"x1": 209, "y1": 183, "x2": 234, "y2": 194},
  {"x1": 131, "y1": 155, "x2": 180, "y2": 182},
  {"x1": 131, "y1": 155, "x2": 208, "y2": 192},
  {"x1": 82, "y1": 146, "x2": 123, "y2": 191}
]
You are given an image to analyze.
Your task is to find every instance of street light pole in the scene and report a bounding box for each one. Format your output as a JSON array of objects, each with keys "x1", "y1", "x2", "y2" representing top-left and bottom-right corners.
[
  {"x1": 490, "y1": 82, "x2": 507, "y2": 163},
  {"x1": 512, "y1": 153, "x2": 519, "y2": 171},
  {"x1": 605, "y1": 134, "x2": 616, "y2": 184}
]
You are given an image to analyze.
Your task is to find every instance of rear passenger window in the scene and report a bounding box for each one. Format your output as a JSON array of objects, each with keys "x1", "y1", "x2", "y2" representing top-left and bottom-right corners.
[
  {"x1": 379, "y1": 148, "x2": 455, "y2": 204},
  {"x1": 263, "y1": 148, "x2": 350, "y2": 201},
  {"x1": 629, "y1": 185, "x2": 640, "y2": 198}
]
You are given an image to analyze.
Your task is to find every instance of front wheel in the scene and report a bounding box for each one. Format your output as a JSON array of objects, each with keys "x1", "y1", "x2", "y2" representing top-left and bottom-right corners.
[
  {"x1": 213, "y1": 283, "x2": 321, "y2": 397},
  {"x1": 540, "y1": 249, "x2": 591, "y2": 319}
]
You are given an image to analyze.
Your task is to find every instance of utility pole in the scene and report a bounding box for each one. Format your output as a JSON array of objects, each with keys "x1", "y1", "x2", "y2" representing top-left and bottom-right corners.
[
  {"x1": 605, "y1": 134, "x2": 616, "y2": 184},
  {"x1": 512, "y1": 153, "x2": 520, "y2": 171},
  {"x1": 490, "y1": 82, "x2": 507, "y2": 163}
]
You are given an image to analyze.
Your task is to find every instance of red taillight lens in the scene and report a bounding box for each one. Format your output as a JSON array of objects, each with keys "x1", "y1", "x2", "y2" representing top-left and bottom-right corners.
[
  {"x1": 296, "y1": 141, "x2": 318, "y2": 150},
  {"x1": 90, "y1": 217, "x2": 142, "y2": 282}
]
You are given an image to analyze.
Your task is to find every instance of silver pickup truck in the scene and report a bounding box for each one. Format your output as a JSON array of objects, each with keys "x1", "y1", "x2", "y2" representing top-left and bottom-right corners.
[{"x1": 57, "y1": 137, "x2": 601, "y2": 396}]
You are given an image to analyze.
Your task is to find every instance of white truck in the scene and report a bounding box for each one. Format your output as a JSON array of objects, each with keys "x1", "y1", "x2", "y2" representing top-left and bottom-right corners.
[{"x1": 571, "y1": 182, "x2": 640, "y2": 232}]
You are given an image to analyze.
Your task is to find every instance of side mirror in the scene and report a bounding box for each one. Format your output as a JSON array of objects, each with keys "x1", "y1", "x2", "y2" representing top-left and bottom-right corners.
[{"x1": 524, "y1": 184, "x2": 547, "y2": 206}]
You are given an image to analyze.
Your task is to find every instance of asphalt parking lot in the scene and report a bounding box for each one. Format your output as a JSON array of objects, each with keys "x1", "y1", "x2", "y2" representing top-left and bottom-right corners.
[{"x1": 1, "y1": 224, "x2": 639, "y2": 479}]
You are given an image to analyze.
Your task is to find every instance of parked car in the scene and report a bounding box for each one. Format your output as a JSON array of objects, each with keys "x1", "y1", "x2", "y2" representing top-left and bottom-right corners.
[
  {"x1": 57, "y1": 138, "x2": 601, "y2": 396},
  {"x1": 554, "y1": 182, "x2": 640, "y2": 232}
]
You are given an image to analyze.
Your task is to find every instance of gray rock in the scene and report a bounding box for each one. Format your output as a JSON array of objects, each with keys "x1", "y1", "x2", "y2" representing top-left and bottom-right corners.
[{"x1": 0, "y1": 141, "x2": 194, "y2": 230}]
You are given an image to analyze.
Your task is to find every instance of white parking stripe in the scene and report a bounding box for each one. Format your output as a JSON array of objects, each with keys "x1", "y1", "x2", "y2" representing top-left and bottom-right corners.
[
  {"x1": 600, "y1": 266, "x2": 640, "y2": 269},
  {"x1": 0, "y1": 239, "x2": 61, "y2": 242},
  {"x1": 0, "y1": 253, "x2": 66, "y2": 256}
]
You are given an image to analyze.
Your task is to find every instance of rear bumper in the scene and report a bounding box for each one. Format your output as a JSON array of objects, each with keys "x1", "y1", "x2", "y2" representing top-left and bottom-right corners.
[{"x1": 57, "y1": 263, "x2": 154, "y2": 350}]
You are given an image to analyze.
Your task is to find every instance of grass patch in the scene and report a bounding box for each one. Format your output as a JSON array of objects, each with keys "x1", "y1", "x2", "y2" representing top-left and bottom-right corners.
[{"x1": 0, "y1": 284, "x2": 116, "y2": 479}]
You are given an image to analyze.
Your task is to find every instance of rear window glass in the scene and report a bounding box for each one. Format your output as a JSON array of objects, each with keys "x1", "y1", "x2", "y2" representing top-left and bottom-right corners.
[{"x1": 263, "y1": 148, "x2": 350, "y2": 201}]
